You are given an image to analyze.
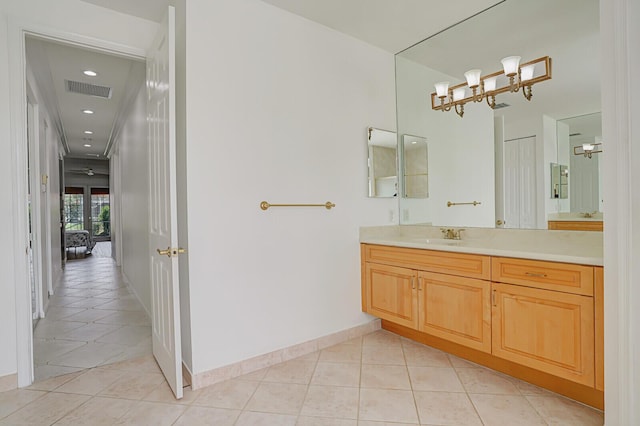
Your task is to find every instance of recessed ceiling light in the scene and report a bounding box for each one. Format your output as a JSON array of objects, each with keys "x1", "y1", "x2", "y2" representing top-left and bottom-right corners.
[
  {"x1": 83, "y1": 70, "x2": 98, "y2": 77},
  {"x1": 83, "y1": 144, "x2": 92, "y2": 147},
  {"x1": 82, "y1": 109, "x2": 94, "y2": 114},
  {"x1": 84, "y1": 130, "x2": 93, "y2": 135}
]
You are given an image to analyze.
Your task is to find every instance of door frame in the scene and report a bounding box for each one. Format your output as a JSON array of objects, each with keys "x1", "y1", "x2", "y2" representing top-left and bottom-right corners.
[{"x1": 7, "y1": 18, "x2": 147, "y2": 387}]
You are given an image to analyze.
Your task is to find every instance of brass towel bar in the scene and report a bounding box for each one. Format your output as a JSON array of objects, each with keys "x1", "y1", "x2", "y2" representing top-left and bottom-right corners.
[
  {"x1": 260, "y1": 201, "x2": 336, "y2": 211},
  {"x1": 447, "y1": 201, "x2": 481, "y2": 207}
]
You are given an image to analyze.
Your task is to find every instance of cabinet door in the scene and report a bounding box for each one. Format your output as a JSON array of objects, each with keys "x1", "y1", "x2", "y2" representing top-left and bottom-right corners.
[
  {"x1": 365, "y1": 263, "x2": 418, "y2": 329},
  {"x1": 492, "y1": 283, "x2": 595, "y2": 386},
  {"x1": 418, "y1": 272, "x2": 491, "y2": 353}
]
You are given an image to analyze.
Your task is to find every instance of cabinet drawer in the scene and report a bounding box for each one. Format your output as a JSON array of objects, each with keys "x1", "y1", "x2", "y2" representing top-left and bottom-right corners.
[
  {"x1": 363, "y1": 244, "x2": 490, "y2": 280},
  {"x1": 492, "y1": 257, "x2": 593, "y2": 296}
]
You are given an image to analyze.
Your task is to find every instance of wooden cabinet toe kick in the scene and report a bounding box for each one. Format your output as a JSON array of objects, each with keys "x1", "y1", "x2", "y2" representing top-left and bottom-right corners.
[{"x1": 382, "y1": 320, "x2": 604, "y2": 410}]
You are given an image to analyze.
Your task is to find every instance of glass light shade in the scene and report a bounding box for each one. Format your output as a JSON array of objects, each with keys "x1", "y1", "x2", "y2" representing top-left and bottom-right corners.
[
  {"x1": 501, "y1": 56, "x2": 521, "y2": 76},
  {"x1": 435, "y1": 81, "x2": 449, "y2": 98},
  {"x1": 452, "y1": 87, "x2": 466, "y2": 101},
  {"x1": 483, "y1": 76, "x2": 497, "y2": 92},
  {"x1": 520, "y1": 64, "x2": 535, "y2": 81},
  {"x1": 583, "y1": 143, "x2": 595, "y2": 151},
  {"x1": 464, "y1": 69, "x2": 482, "y2": 88}
]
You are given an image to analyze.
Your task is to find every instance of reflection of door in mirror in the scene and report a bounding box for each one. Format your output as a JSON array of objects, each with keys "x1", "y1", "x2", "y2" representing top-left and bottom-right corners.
[
  {"x1": 367, "y1": 127, "x2": 398, "y2": 198},
  {"x1": 402, "y1": 135, "x2": 428, "y2": 198},
  {"x1": 503, "y1": 137, "x2": 537, "y2": 229}
]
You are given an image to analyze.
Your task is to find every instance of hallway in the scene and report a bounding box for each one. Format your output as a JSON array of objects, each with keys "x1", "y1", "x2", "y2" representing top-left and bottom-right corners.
[{"x1": 33, "y1": 250, "x2": 151, "y2": 381}]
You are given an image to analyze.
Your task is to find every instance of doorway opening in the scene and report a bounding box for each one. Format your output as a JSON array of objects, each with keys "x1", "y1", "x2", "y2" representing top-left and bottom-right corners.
[{"x1": 24, "y1": 34, "x2": 152, "y2": 382}]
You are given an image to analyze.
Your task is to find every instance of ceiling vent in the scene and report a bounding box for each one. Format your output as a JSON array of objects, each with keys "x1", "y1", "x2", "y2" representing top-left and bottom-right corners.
[
  {"x1": 65, "y1": 79, "x2": 112, "y2": 99},
  {"x1": 493, "y1": 102, "x2": 510, "y2": 109}
]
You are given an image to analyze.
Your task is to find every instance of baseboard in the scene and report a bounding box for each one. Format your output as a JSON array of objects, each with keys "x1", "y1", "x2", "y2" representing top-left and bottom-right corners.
[
  {"x1": 191, "y1": 319, "x2": 381, "y2": 390},
  {"x1": 0, "y1": 373, "x2": 18, "y2": 393},
  {"x1": 182, "y1": 362, "x2": 192, "y2": 388}
]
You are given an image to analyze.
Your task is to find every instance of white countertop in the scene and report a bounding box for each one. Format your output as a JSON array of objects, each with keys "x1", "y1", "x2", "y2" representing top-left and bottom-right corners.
[
  {"x1": 547, "y1": 212, "x2": 603, "y2": 222},
  {"x1": 360, "y1": 225, "x2": 603, "y2": 266}
]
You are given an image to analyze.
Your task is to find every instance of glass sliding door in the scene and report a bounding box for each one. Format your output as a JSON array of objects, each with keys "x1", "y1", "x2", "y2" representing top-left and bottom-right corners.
[
  {"x1": 90, "y1": 188, "x2": 110, "y2": 241},
  {"x1": 64, "y1": 187, "x2": 84, "y2": 231}
]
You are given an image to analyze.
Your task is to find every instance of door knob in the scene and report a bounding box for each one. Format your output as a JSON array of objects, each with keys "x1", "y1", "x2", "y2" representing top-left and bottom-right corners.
[
  {"x1": 157, "y1": 247, "x2": 171, "y2": 257},
  {"x1": 496, "y1": 219, "x2": 504, "y2": 226},
  {"x1": 156, "y1": 247, "x2": 187, "y2": 257}
]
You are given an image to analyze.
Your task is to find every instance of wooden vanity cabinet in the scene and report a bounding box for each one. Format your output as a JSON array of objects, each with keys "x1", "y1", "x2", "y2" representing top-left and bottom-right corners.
[
  {"x1": 361, "y1": 243, "x2": 604, "y2": 408},
  {"x1": 362, "y1": 244, "x2": 492, "y2": 352}
]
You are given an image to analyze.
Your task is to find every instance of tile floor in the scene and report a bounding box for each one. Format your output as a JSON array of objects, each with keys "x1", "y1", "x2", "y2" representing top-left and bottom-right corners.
[
  {"x1": 18, "y1": 245, "x2": 603, "y2": 424},
  {"x1": 33, "y1": 247, "x2": 151, "y2": 381},
  {"x1": 2, "y1": 330, "x2": 603, "y2": 425}
]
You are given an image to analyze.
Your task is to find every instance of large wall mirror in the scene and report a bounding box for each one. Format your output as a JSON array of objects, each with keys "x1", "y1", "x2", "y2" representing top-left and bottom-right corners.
[
  {"x1": 395, "y1": 0, "x2": 600, "y2": 228},
  {"x1": 367, "y1": 127, "x2": 398, "y2": 198}
]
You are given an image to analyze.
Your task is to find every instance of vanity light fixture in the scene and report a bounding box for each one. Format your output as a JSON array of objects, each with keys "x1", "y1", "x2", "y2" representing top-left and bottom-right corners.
[
  {"x1": 432, "y1": 56, "x2": 552, "y2": 118},
  {"x1": 573, "y1": 142, "x2": 603, "y2": 159}
]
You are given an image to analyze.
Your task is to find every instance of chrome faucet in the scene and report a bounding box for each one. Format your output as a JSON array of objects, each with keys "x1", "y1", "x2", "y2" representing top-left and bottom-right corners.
[{"x1": 440, "y1": 228, "x2": 464, "y2": 240}]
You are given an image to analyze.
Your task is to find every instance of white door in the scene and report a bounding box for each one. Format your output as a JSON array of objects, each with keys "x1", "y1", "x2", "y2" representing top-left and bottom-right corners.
[
  {"x1": 518, "y1": 137, "x2": 537, "y2": 229},
  {"x1": 503, "y1": 141, "x2": 520, "y2": 228},
  {"x1": 147, "y1": 5, "x2": 183, "y2": 399},
  {"x1": 570, "y1": 151, "x2": 599, "y2": 213},
  {"x1": 503, "y1": 137, "x2": 537, "y2": 229}
]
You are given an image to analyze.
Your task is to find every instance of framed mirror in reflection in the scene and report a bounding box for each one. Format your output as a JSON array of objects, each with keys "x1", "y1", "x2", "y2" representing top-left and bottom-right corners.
[
  {"x1": 556, "y1": 112, "x2": 602, "y2": 214},
  {"x1": 395, "y1": 0, "x2": 600, "y2": 229},
  {"x1": 402, "y1": 135, "x2": 428, "y2": 198},
  {"x1": 367, "y1": 127, "x2": 397, "y2": 198},
  {"x1": 550, "y1": 163, "x2": 568, "y2": 200}
]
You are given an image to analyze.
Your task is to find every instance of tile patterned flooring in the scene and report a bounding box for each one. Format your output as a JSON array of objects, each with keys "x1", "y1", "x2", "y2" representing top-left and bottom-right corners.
[
  {"x1": 33, "y1": 249, "x2": 151, "y2": 381},
  {"x1": 4, "y1": 248, "x2": 603, "y2": 425},
  {"x1": 2, "y1": 330, "x2": 603, "y2": 425}
]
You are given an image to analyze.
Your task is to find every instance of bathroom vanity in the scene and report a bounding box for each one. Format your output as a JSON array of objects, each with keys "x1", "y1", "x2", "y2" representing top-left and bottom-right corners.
[{"x1": 360, "y1": 226, "x2": 604, "y2": 409}]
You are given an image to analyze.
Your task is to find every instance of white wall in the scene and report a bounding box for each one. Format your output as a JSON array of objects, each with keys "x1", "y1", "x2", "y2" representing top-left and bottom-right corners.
[
  {"x1": 113, "y1": 84, "x2": 151, "y2": 314},
  {"x1": 396, "y1": 56, "x2": 495, "y2": 228},
  {"x1": 26, "y1": 64, "x2": 63, "y2": 313},
  {"x1": 0, "y1": 0, "x2": 158, "y2": 383},
  {"x1": 182, "y1": 0, "x2": 397, "y2": 374},
  {"x1": 601, "y1": 0, "x2": 640, "y2": 423},
  {"x1": 46, "y1": 124, "x2": 63, "y2": 293}
]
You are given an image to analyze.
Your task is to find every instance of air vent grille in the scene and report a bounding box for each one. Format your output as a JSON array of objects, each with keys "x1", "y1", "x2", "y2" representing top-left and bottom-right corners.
[
  {"x1": 493, "y1": 102, "x2": 510, "y2": 109},
  {"x1": 65, "y1": 80, "x2": 112, "y2": 99}
]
